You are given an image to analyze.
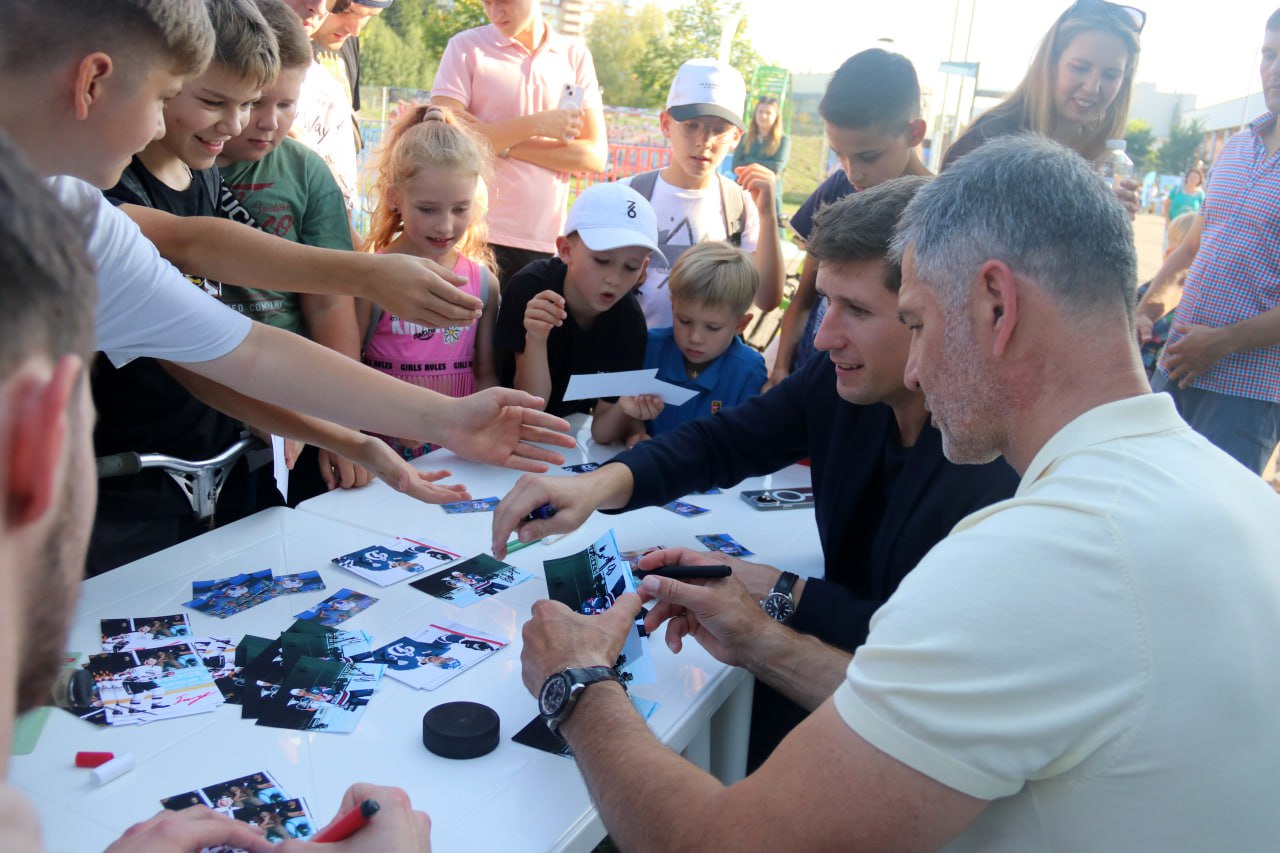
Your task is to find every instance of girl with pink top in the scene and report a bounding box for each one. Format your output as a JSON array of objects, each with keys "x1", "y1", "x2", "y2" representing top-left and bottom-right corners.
[{"x1": 361, "y1": 105, "x2": 500, "y2": 459}]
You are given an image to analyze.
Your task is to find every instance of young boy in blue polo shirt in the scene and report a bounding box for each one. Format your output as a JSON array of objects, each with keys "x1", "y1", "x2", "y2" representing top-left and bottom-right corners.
[{"x1": 596, "y1": 242, "x2": 766, "y2": 446}]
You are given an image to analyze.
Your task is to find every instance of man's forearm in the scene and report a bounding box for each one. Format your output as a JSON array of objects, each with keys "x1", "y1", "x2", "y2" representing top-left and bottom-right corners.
[
  {"x1": 742, "y1": 619, "x2": 852, "y2": 711},
  {"x1": 561, "y1": 682, "x2": 728, "y2": 851}
]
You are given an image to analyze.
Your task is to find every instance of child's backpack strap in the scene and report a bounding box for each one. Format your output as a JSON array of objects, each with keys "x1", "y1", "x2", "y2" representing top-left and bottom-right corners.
[
  {"x1": 116, "y1": 168, "x2": 155, "y2": 208},
  {"x1": 630, "y1": 169, "x2": 745, "y2": 246},
  {"x1": 362, "y1": 303, "x2": 383, "y2": 354},
  {"x1": 629, "y1": 170, "x2": 659, "y2": 202},
  {"x1": 717, "y1": 173, "x2": 747, "y2": 247},
  {"x1": 478, "y1": 261, "x2": 491, "y2": 308}
]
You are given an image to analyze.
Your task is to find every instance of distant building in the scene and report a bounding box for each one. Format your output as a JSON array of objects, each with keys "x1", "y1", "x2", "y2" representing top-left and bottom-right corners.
[
  {"x1": 1128, "y1": 82, "x2": 1196, "y2": 138},
  {"x1": 541, "y1": 0, "x2": 611, "y2": 39},
  {"x1": 1184, "y1": 92, "x2": 1267, "y2": 163}
]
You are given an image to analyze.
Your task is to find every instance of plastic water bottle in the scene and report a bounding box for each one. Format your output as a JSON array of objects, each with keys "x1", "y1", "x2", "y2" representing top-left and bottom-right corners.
[{"x1": 1095, "y1": 139, "x2": 1134, "y2": 189}]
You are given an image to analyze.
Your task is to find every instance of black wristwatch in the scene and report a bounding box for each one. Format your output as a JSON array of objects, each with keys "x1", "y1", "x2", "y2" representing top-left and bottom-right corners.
[
  {"x1": 761, "y1": 571, "x2": 799, "y2": 623},
  {"x1": 538, "y1": 665, "x2": 624, "y2": 734}
]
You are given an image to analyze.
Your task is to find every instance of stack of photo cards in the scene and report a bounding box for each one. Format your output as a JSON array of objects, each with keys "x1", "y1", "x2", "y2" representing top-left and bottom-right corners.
[
  {"x1": 185, "y1": 569, "x2": 325, "y2": 619},
  {"x1": 370, "y1": 622, "x2": 508, "y2": 691},
  {"x1": 331, "y1": 536, "x2": 461, "y2": 586},
  {"x1": 542, "y1": 529, "x2": 655, "y2": 685},
  {"x1": 188, "y1": 636, "x2": 242, "y2": 704},
  {"x1": 237, "y1": 621, "x2": 385, "y2": 733},
  {"x1": 409, "y1": 554, "x2": 533, "y2": 607},
  {"x1": 293, "y1": 588, "x2": 377, "y2": 627},
  {"x1": 162, "y1": 770, "x2": 316, "y2": 846},
  {"x1": 78, "y1": 642, "x2": 223, "y2": 727},
  {"x1": 257, "y1": 656, "x2": 385, "y2": 734},
  {"x1": 100, "y1": 614, "x2": 193, "y2": 652}
]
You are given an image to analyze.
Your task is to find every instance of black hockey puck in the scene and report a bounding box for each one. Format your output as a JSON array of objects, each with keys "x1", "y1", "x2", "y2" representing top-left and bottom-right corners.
[{"x1": 422, "y1": 702, "x2": 500, "y2": 759}]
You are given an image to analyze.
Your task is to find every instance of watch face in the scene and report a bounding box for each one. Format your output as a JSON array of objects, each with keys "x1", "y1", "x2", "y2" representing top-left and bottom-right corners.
[
  {"x1": 539, "y1": 672, "x2": 570, "y2": 717},
  {"x1": 762, "y1": 592, "x2": 792, "y2": 622}
]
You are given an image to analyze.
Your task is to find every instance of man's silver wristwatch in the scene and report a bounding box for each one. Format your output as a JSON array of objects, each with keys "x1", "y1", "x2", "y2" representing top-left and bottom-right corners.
[
  {"x1": 538, "y1": 665, "x2": 623, "y2": 735},
  {"x1": 761, "y1": 571, "x2": 799, "y2": 623}
]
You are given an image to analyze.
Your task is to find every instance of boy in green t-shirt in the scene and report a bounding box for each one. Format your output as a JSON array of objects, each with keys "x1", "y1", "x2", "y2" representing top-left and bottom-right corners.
[
  {"x1": 217, "y1": 0, "x2": 358, "y2": 346},
  {"x1": 217, "y1": 0, "x2": 366, "y2": 494}
]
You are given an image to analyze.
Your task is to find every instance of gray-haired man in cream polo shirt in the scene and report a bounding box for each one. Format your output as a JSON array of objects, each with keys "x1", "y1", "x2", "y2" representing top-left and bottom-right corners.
[{"x1": 517, "y1": 135, "x2": 1280, "y2": 852}]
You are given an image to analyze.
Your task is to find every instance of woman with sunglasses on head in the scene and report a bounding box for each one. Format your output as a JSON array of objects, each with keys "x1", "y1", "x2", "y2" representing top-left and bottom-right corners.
[
  {"x1": 942, "y1": 0, "x2": 1144, "y2": 213},
  {"x1": 733, "y1": 96, "x2": 791, "y2": 225}
]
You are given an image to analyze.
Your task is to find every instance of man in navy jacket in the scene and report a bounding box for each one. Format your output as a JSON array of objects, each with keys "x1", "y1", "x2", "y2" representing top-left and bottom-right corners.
[{"x1": 493, "y1": 178, "x2": 1018, "y2": 764}]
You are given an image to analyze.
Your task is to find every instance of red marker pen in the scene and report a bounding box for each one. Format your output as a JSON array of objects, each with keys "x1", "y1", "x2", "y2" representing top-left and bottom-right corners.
[{"x1": 314, "y1": 798, "x2": 379, "y2": 843}]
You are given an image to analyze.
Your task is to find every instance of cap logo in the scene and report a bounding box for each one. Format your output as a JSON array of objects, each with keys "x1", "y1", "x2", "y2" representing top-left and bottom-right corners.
[{"x1": 626, "y1": 201, "x2": 637, "y2": 219}]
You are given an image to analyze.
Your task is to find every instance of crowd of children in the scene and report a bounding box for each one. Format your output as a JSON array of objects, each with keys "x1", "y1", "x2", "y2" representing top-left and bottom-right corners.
[{"x1": 27, "y1": 0, "x2": 931, "y2": 580}]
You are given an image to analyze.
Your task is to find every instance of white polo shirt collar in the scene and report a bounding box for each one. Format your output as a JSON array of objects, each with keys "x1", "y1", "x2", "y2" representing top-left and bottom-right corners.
[{"x1": 1018, "y1": 393, "x2": 1183, "y2": 494}]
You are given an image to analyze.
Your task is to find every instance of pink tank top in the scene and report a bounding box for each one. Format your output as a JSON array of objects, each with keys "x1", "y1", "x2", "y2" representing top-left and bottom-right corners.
[{"x1": 362, "y1": 253, "x2": 485, "y2": 398}]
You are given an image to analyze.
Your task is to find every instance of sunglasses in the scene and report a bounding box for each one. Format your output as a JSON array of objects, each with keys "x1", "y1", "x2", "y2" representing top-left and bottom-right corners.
[{"x1": 1066, "y1": 0, "x2": 1146, "y2": 33}]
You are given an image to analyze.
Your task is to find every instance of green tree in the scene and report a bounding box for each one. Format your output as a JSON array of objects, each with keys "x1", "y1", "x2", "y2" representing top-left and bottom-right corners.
[
  {"x1": 420, "y1": 0, "x2": 489, "y2": 58},
  {"x1": 633, "y1": 0, "x2": 763, "y2": 110},
  {"x1": 361, "y1": 14, "x2": 432, "y2": 90},
  {"x1": 361, "y1": 0, "x2": 489, "y2": 90},
  {"x1": 1155, "y1": 117, "x2": 1205, "y2": 176},
  {"x1": 587, "y1": 3, "x2": 667, "y2": 108},
  {"x1": 1124, "y1": 119, "x2": 1154, "y2": 175}
]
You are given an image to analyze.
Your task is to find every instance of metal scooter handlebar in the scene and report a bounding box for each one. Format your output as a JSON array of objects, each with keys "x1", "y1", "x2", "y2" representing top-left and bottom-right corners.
[{"x1": 94, "y1": 437, "x2": 257, "y2": 521}]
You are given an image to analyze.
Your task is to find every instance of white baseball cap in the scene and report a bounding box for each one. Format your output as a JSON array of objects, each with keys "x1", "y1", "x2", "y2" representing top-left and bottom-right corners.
[
  {"x1": 665, "y1": 58, "x2": 747, "y2": 131},
  {"x1": 564, "y1": 182, "x2": 659, "y2": 254}
]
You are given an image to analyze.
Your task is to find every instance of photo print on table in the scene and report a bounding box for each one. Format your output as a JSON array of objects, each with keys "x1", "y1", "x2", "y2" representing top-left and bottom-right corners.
[
  {"x1": 80, "y1": 642, "x2": 222, "y2": 726},
  {"x1": 293, "y1": 588, "x2": 378, "y2": 627},
  {"x1": 409, "y1": 554, "x2": 533, "y2": 607},
  {"x1": 370, "y1": 622, "x2": 508, "y2": 690},
  {"x1": 99, "y1": 614, "x2": 193, "y2": 652},
  {"x1": 257, "y1": 656, "x2": 385, "y2": 734},
  {"x1": 695, "y1": 533, "x2": 754, "y2": 557},
  {"x1": 331, "y1": 536, "x2": 461, "y2": 587}
]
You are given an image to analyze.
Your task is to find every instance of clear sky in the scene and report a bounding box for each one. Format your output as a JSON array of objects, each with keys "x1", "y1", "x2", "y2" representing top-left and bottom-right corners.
[{"x1": 733, "y1": 0, "x2": 1274, "y2": 112}]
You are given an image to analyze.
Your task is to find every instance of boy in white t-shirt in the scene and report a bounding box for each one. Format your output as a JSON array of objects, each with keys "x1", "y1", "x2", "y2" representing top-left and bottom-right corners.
[{"x1": 624, "y1": 59, "x2": 784, "y2": 328}]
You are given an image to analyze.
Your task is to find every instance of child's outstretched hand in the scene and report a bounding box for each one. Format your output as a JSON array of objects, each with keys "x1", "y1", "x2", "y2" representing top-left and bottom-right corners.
[
  {"x1": 619, "y1": 393, "x2": 664, "y2": 422},
  {"x1": 735, "y1": 163, "x2": 778, "y2": 214},
  {"x1": 524, "y1": 289, "x2": 567, "y2": 343}
]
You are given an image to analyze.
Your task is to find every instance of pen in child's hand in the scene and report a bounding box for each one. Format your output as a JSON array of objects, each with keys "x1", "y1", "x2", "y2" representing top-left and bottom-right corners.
[
  {"x1": 525, "y1": 504, "x2": 558, "y2": 521},
  {"x1": 313, "y1": 798, "x2": 380, "y2": 843}
]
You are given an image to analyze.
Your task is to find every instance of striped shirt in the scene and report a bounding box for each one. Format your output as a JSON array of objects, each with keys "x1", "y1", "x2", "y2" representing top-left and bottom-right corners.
[{"x1": 1158, "y1": 112, "x2": 1280, "y2": 402}]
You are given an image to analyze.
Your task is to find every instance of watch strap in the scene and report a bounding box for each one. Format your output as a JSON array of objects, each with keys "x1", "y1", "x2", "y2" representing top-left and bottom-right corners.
[
  {"x1": 772, "y1": 571, "x2": 799, "y2": 597},
  {"x1": 543, "y1": 665, "x2": 622, "y2": 734}
]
